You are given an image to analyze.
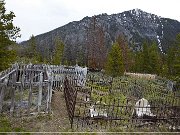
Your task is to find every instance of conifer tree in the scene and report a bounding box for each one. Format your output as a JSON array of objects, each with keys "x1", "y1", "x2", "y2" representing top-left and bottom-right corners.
[
  {"x1": 166, "y1": 33, "x2": 180, "y2": 90},
  {"x1": 174, "y1": 34, "x2": 180, "y2": 75},
  {"x1": 133, "y1": 51, "x2": 143, "y2": 73},
  {"x1": 142, "y1": 41, "x2": 151, "y2": 73},
  {"x1": 27, "y1": 35, "x2": 36, "y2": 58},
  {"x1": 0, "y1": 0, "x2": 20, "y2": 71},
  {"x1": 26, "y1": 35, "x2": 42, "y2": 62},
  {"x1": 161, "y1": 64, "x2": 168, "y2": 77},
  {"x1": 52, "y1": 38, "x2": 64, "y2": 65},
  {"x1": 149, "y1": 42, "x2": 161, "y2": 75},
  {"x1": 106, "y1": 42, "x2": 124, "y2": 77}
]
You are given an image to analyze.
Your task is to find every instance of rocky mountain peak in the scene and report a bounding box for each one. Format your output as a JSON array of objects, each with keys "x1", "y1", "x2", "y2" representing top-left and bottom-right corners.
[{"x1": 21, "y1": 9, "x2": 180, "y2": 62}]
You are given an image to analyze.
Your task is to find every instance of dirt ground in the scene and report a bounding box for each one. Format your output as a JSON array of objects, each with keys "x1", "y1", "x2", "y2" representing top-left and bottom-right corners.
[{"x1": 10, "y1": 91, "x2": 72, "y2": 132}]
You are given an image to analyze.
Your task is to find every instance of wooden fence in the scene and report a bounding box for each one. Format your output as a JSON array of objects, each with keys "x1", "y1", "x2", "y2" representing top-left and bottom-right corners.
[
  {"x1": 0, "y1": 64, "x2": 52, "y2": 116},
  {"x1": 48, "y1": 64, "x2": 87, "y2": 90},
  {"x1": 0, "y1": 63, "x2": 87, "y2": 117}
]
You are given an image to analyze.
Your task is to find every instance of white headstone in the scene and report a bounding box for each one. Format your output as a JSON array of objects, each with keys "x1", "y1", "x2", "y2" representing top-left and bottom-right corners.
[
  {"x1": 135, "y1": 98, "x2": 155, "y2": 117},
  {"x1": 89, "y1": 102, "x2": 107, "y2": 117},
  {"x1": 90, "y1": 105, "x2": 98, "y2": 117}
]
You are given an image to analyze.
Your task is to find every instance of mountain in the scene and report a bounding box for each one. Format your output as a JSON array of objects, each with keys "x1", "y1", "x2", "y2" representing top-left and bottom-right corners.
[{"x1": 21, "y1": 9, "x2": 180, "y2": 62}]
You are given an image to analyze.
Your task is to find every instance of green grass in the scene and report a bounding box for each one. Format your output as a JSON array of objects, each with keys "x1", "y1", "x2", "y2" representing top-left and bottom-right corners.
[
  {"x1": 91, "y1": 92, "x2": 127, "y2": 106},
  {"x1": 0, "y1": 116, "x2": 11, "y2": 132},
  {"x1": 36, "y1": 113, "x2": 53, "y2": 121},
  {"x1": 0, "y1": 115, "x2": 29, "y2": 134},
  {"x1": 86, "y1": 82, "x2": 109, "y2": 92}
]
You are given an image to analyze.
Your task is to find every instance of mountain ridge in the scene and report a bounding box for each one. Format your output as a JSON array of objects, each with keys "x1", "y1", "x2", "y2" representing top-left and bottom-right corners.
[
  {"x1": 21, "y1": 8, "x2": 180, "y2": 62},
  {"x1": 26, "y1": 8, "x2": 179, "y2": 39}
]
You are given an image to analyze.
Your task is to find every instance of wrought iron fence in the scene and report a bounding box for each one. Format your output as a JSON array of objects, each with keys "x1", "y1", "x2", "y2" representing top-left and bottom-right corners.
[{"x1": 63, "y1": 71, "x2": 180, "y2": 132}]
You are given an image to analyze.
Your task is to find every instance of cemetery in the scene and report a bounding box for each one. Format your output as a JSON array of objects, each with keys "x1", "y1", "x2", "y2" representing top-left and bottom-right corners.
[
  {"x1": 1, "y1": 0, "x2": 180, "y2": 133},
  {"x1": 0, "y1": 63, "x2": 180, "y2": 132}
]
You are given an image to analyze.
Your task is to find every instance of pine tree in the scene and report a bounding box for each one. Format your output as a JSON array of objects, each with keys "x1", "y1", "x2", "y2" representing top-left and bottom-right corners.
[
  {"x1": 167, "y1": 33, "x2": 180, "y2": 77},
  {"x1": 142, "y1": 41, "x2": 151, "y2": 73},
  {"x1": 161, "y1": 64, "x2": 168, "y2": 77},
  {"x1": 26, "y1": 35, "x2": 42, "y2": 62},
  {"x1": 166, "y1": 33, "x2": 180, "y2": 90},
  {"x1": 149, "y1": 42, "x2": 161, "y2": 75},
  {"x1": 27, "y1": 35, "x2": 36, "y2": 58},
  {"x1": 52, "y1": 38, "x2": 64, "y2": 65},
  {"x1": 173, "y1": 33, "x2": 180, "y2": 77},
  {"x1": 167, "y1": 45, "x2": 179, "y2": 76},
  {"x1": 77, "y1": 51, "x2": 85, "y2": 66},
  {"x1": 0, "y1": 0, "x2": 20, "y2": 71},
  {"x1": 106, "y1": 42, "x2": 124, "y2": 77},
  {"x1": 133, "y1": 51, "x2": 143, "y2": 73}
]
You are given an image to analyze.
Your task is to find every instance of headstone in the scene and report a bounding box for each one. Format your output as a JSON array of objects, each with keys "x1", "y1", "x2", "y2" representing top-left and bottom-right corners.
[
  {"x1": 89, "y1": 101, "x2": 107, "y2": 117},
  {"x1": 90, "y1": 105, "x2": 98, "y2": 117},
  {"x1": 134, "y1": 98, "x2": 155, "y2": 117}
]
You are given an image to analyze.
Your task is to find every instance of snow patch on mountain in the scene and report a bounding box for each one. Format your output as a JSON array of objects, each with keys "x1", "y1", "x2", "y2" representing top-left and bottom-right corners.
[
  {"x1": 161, "y1": 24, "x2": 164, "y2": 37},
  {"x1": 157, "y1": 35, "x2": 164, "y2": 53},
  {"x1": 135, "y1": 8, "x2": 140, "y2": 16}
]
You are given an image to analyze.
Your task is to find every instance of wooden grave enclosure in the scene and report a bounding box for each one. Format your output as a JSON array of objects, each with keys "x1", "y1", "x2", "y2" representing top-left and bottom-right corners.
[
  {"x1": 0, "y1": 63, "x2": 87, "y2": 117},
  {"x1": 0, "y1": 63, "x2": 55, "y2": 116}
]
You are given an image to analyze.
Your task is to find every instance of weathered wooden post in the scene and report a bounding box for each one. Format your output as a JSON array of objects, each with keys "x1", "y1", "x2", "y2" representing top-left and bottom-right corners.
[
  {"x1": 19, "y1": 67, "x2": 25, "y2": 116},
  {"x1": 0, "y1": 86, "x2": 5, "y2": 113},
  {"x1": 49, "y1": 72, "x2": 53, "y2": 103},
  {"x1": 10, "y1": 70, "x2": 17, "y2": 115},
  {"x1": 10, "y1": 88, "x2": 15, "y2": 115},
  {"x1": 0, "y1": 75, "x2": 9, "y2": 113},
  {"x1": 28, "y1": 70, "x2": 33, "y2": 116},
  {"x1": 46, "y1": 70, "x2": 53, "y2": 113},
  {"x1": 38, "y1": 72, "x2": 43, "y2": 113},
  {"x1": 46, "y1": 68, "x2": 51, "y2": 113}
]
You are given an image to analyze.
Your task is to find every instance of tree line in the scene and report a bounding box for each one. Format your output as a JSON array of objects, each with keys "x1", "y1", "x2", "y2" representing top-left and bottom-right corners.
[
  {"x1": 16, "y1": 35, "x2": 65, "y2": 65},
  {"x1": 106, "y1": 34, "x2": 180, "y2": 79},
  {"x1": 86, "y1": 16, "x2": 179, "y2": 82}
]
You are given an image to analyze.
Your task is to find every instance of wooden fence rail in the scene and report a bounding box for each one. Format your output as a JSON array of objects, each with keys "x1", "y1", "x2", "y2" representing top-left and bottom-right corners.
[
  {"x1": 0, "y1": 63, "x2": 53, "y2": 115},
  {"x1": 0, "y1": 63, "x2": 87, "y2": 116}
]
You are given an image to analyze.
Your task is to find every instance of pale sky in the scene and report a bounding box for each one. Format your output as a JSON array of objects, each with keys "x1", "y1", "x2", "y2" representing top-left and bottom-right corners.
[{"x1": 5, "y1": 0, "x2": 180, "y2": 42}]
